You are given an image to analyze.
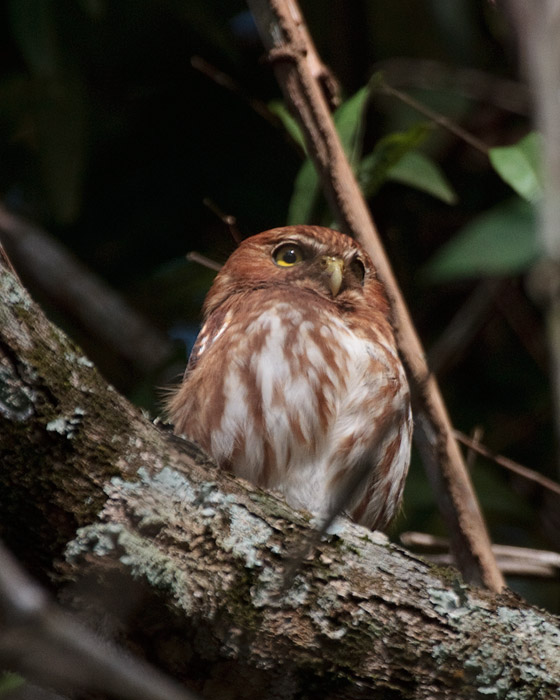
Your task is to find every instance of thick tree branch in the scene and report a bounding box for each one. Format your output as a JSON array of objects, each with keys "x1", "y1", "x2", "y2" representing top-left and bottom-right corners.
[
  {"x1": 245, "y1": 0, "x2": 504, "y2": 591},
  {"x1": 1, "y1": 244, "x2": 559, "y2": 698}
]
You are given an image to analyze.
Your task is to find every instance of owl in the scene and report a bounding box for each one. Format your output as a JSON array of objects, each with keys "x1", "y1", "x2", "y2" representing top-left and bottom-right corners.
[{"x1": 168, "y1": 225, "x2": 412, "y2": 531}]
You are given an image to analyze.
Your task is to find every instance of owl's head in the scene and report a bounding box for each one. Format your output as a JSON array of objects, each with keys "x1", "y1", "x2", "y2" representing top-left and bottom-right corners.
[{"x1": 203, "y1": 225, "x2": 388, "y2": 317}]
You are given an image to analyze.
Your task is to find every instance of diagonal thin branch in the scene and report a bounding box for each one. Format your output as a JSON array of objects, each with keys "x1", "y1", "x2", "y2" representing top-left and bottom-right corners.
[
  {"x1": 372, "y1": 75, "x2": 490, "y2": 155},
  {"x1": 246, "y1": 0, "x2": 504, "y2": 590},
  {"x1": 0, "y1": 203, "x2": 173, "y2": 374},
  {"x1": 454, "y1": 430, "x2": 560, "y2": 497},
  {"x1": 0, "y1": 541, "x2": 200, "y2": 700}
]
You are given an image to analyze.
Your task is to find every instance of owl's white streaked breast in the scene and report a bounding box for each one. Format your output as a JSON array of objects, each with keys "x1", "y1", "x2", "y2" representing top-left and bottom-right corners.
[{"x1": 196, "y1": 296, "x2": 409, "y2": 524}]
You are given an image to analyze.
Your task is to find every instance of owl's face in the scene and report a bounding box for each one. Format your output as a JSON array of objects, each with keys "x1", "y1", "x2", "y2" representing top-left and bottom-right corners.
[{"x1": 204, "y1": 226, "x2": 387, "y2": 318}]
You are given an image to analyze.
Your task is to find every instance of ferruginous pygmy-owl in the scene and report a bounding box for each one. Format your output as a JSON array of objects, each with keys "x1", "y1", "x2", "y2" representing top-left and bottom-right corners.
[{"x1": 168, "y1": 225, "x2": 412, "y2": 531}]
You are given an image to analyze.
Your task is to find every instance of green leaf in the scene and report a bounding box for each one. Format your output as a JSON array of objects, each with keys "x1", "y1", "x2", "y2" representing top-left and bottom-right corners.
[
  {"x1": 287, "y1": 86, "x2": 370, "y2": 224},
  {"x1": 287, "y1": 157, "x2": 321, "y2": 225},
  {"x1": 358, "y1": 123, "x2": 431, "y2": 198},
  {"x1": 423, "y1": 198, "x2": 539, "y2": 282},
  {"x1": 387, "y1": 150, "x2": 458, "y2": 204},
  {"x1": 489, "y1": 132, "x2": 543, "y2": 202},
  {"x1": 333, "y1": 86, "x2": 369, "y2": 167},
  {"x1": 268, "y1": 100, "x2": 306, "y2": 151}
]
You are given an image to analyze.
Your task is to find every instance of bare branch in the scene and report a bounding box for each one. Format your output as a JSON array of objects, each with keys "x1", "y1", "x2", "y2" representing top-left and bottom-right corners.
[
  {"x1": 185, "y1": 251, "x2": 223, "y2": 272},
  {"x1": 0, "y1": 203, "x2": 173, "y2": 374},
  {"x1": 246, "y1": 0, "x2": 504, "y2": 591},
  {"x1": 454, "y1": 430, "x2": 560, "y2": 497},
  {"x1": 373, "y1": 58, "x2": 530, "y2": 115},
  {"x1": 402, "y1": 532, "x2": 560, "y2": 578},
  {"x1": 202, "y1": 197, "x2": 243, "y2": 245},
  {"x1": 428, "y1": 279, "x2": 504, "y2": 377},
  {"x1": 372, "y1": 74, "x2": 490, "y2": 155}
]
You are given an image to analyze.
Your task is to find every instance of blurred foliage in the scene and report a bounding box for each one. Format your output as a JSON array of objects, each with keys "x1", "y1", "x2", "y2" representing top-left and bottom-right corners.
[
  {"x1": 0, "y1": 0, "x2": 558, "y2": 610},
  {"x1": 0, "y1": 672, "x2": 24, "y2": 694},
  {"x1": 423, "y1": 197, "x2": 538, "y2": 281}
]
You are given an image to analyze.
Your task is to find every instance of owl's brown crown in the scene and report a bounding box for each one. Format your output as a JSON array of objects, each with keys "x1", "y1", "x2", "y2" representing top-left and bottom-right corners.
[{"x1": 203, "y1": 225, "x2": 389, "y2": 320}]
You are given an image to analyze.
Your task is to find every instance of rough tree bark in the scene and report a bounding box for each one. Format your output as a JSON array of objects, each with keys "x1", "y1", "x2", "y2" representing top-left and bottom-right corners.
[{"x1": 1, "y1": 254, "x2": 560, "y2": 698}]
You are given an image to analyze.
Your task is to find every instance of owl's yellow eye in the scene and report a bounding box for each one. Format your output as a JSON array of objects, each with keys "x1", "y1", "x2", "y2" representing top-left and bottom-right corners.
[{"x1": 273, "y1": 243, "x2": 304, "y2": 267}]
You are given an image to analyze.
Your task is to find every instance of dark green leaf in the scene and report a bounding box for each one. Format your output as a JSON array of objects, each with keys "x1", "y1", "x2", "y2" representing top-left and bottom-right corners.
[
  {"x1": 268, "y1": 100, "x2": 306, "y2": 151},
  {"x1": 333, "y1": 86, "x2": 369, "y2": 167},
  {"x1": 358, "y1": 123, "x2": 431, "y2": 198},
  {"x1": 423, "y1": 198, "x2": 539, "y2": 282},
  {"x1": 287, "y1": 86, "x2": 369, "y2": 223}
]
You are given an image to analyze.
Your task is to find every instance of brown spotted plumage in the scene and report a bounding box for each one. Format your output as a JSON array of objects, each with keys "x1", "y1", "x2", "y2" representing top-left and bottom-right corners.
[{"x1": 167, "y1": 225, "x2": 412, "y2": 531}]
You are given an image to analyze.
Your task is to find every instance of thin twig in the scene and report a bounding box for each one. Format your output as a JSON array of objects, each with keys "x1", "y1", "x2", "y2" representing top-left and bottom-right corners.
[
  {"x1": 373, "y1": 58, "x2": 529, "y2": 116},
  {"x1": 495, "y1": 280, "x2": 548, "y2": 372},
  {"x1": 454, "y1": 430, "x2": 560, "y2": 497},
  {"x1": 186, "y1": 251, "x2": 223, "y2": 273},
  {"x1": 191, "y1": 55, "x2": 278, "y2": 126},
  {"x1": 191, "y1": 55, "x2": 305, "y2": 157},
  {"x1": 401, "y1": 531, "x2": 560, "y2": 578},
  {"x1": 372, "y1": 74, "x2": 490, "y2": 155},
  {"x1": 428, "y1": 279, "x2": 504, "y2": 377},
  {"x1": 0, "y1": 541, "x2": 200, "y2": 700},
  {"x1": 202, "y1": 197, "x2": 243, "y2": 245},
  {"x1": 426, "y1": 554, "x2": 557, "y2": 578},
  {"x1": 466, "y1": 426, "x2": 484, "y2": 471},
  {"x1": 247, "y1": 0, "x2": 504, "y2": 590}
]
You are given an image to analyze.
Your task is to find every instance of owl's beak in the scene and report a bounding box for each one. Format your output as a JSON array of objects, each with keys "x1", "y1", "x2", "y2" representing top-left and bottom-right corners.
[{"x1": 321, "y1": 256, "x2": 344, "y2": 296}]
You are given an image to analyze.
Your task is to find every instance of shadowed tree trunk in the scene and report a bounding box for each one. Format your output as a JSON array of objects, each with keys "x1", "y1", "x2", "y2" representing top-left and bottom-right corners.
[{"x1": 1, "y1": 251, "x2": 560, "y2": 699}]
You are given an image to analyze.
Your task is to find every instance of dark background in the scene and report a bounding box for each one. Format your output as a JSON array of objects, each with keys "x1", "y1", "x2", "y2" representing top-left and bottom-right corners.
[{"x1": 1, "y1": 0, "x2": 557, "y2": 611}]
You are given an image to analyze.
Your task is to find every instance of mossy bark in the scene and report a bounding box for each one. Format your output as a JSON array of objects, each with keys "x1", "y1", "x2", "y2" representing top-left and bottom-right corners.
[{"x1": 1, "y1": 253, "x2": 560, "y2": 699}]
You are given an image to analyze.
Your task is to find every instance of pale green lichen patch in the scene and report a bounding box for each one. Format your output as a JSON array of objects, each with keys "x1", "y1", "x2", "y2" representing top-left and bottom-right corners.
[
  {"x1": 251, "y1": 567, "x2": 310, "y2": 609},
  {"x1": 428, "y1": 590, "x2": 560, "y2": 697},
  {"x1": 0, "y1": 364, "x2": 36, "y2": 421},
  {"x1": 134, "y1": 465, "x2": 199, "y2": 505},
  {"x1": 63, "y1": 350, "x2": 94, "y2": 369},
  {"x1": 66, "y1": 521, "x2": 200, "y2": 614},
  {"x1": 106, "y1": 465, "x2": 276, "y2": 575},
  {"x1": 66, "y1": 522, "x2": 123, "y2": 560},
  {"x1": 116, "y1": 528, "x2": 193, "y2": 598},
  {"x1": 222, "y1": 503, "x2": 274, "y2": 569},
  {"x1": 1, "y1": 272, "x2": 33, "y2": 312},
  {"x1": 46, "y1": 407, "x2": 86, "y2": 438},
  {"x1": 0, "y1": 275, "x2": 34, "y2": 348},
  {"x1": 427, "y1": 587, "x2": 470, "y2": 620}
]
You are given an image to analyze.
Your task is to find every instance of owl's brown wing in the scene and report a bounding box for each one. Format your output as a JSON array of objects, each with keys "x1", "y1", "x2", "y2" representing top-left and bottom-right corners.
[{"x1": 183, "y1": 306, "x2": 232, "y2": 376}]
